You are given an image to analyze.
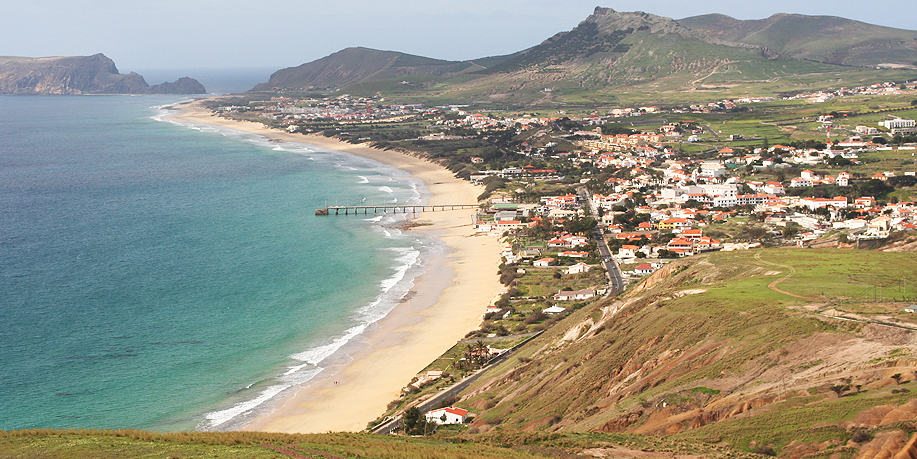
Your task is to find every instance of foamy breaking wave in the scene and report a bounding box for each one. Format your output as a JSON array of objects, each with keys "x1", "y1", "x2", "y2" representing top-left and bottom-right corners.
[
  {"x1": 201, "y1": 245, "x2": 422, "y2": 430},
  {"x1": 290, "y1": 324, "x2": 367, "y2": 366},
  {"x1": 375, "y1": 248, "x2": 419, "y2": 298},
  {"x1": 204, "y1": 383, "x2": 291, "y2": 428}
]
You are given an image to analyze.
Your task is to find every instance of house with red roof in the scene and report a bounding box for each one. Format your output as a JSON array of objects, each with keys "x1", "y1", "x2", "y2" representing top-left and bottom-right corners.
[
  {"x1": 667, "y1": 238, "x2": 695, "y2": 253},
  {"x1": 855, "y1": 197, "x2": 877, "y2": 208},
  {"x1": 634, "y1": 264, "x2": 656, "y2": 275},
  {"x1": 425, "y1": 407, "x2": 468, "y2": 425},
  {"x1": 657, "y1": 218, "x2": 696, "y2": 230},
  {"x1": 680, "y1": 229, "x2": 704, "y2": 240},
  {"x1": 618, "y1": 244, "x2": 639, "y2": 259},
  {"x1": 837, "y1": 172, "x2": 850, "y2": 186},
  {"x1": 694, "y1": 236, "x2": 722, "y2": 253},
  {"x1": 533, "y1": 257, "x2": 556, "y2": 267}
]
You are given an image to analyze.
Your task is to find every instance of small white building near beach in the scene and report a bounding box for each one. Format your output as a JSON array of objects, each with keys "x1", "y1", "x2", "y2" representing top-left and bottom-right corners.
[{"x1": 425, "y1": 407, "x2": 468, "y2": 425}]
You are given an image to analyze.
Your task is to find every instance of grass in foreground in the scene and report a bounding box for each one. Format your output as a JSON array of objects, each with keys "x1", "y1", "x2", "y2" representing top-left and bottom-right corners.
[{"x1": 0, "y1": 430, "x2": 551, "y2": 459}]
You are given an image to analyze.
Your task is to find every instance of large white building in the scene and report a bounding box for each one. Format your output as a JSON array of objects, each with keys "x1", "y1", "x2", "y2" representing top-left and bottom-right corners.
[
  {"x1": 879, "y1": 118, "x2": 916, "y2": 129},
  {"x1": 799, "y1": 196, "x2": 848, "y2": 211}
]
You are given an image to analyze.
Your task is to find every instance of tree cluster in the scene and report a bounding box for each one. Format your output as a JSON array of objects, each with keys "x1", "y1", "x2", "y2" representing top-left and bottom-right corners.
[{"x1": 401, "y1": 407, "x2": 437, "y2": 436}]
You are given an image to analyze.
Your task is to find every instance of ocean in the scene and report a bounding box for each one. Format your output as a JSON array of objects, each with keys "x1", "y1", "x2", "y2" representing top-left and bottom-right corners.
[{"x1": 0, "y1": 94, "x2": 438, "y2": 431}]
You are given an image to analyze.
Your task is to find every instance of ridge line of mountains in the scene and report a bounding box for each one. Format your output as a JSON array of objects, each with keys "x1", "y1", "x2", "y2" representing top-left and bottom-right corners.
[
  {"x1": 250, "y1": 7, "x2": 917, "y2": 97},
  {"x1": 0, "y1": 53, "x2": 206, "y2": 95},
  {"x1": 2, "y1": 8, "x2": 915, "y2": 97}
]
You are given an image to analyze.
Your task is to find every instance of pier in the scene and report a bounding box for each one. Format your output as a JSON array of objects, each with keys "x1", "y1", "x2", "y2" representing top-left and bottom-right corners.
[{"x1": 315, "y1": 204, "x2": 478, "y2": 215}]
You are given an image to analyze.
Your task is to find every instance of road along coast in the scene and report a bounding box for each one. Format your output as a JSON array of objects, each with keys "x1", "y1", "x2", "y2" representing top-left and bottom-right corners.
[{"x1": 167, "y1": 100, "x2": 505, "y2": 433}]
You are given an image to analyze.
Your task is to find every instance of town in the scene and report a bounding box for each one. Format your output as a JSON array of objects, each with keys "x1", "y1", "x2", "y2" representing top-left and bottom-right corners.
[
  {"x1": 213, "y1": 80, "x2": 917, "y2": 292},
  {"x1": 209, "y1": 82, "x2": 917, "y2": 429}
]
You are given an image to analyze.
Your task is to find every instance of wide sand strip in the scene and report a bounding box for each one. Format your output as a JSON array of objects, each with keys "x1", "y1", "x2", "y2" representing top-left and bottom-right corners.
[{"x1": 167, "y1": 101, "x2": 504, "y2": 433}]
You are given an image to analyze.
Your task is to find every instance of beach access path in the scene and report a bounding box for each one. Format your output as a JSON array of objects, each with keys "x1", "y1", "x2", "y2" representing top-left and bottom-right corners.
[{"x1": 167, "y1": 100, "x2": 506, "y2": 433}]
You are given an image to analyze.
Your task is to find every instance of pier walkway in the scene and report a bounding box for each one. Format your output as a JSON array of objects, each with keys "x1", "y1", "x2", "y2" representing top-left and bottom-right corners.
[{"x1": 315, "y1": 204, "x2": 478, "y2": 215}]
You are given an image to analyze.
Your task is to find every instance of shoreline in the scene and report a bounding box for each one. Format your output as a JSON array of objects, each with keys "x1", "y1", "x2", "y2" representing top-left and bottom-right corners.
[{"x1": 166, "y1": 99, "x2": 505, "y2": 433}]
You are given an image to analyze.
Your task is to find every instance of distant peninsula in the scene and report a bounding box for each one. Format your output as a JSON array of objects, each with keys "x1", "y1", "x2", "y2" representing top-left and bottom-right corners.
[{"x1": 0, "y1": 53, "x2": 206, "y2": 95}]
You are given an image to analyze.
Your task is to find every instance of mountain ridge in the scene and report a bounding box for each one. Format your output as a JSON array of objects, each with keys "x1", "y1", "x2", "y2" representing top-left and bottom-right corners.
[
  {"x1": 250, "y1": 46, "x2": 484, "y2": 92},
  {"x1": 247, "y1": 8, "x2": 917, "y2": 102},
  {"x1": 0, "y1": 53, "x2": 206, "y2": 95},
  {"x1": 677, "y1": 12, "x2": 917, "y2": 67}
]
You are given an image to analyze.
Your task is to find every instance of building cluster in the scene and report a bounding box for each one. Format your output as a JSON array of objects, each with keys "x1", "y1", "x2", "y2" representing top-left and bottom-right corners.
[
  {"x1": 218, "y1": 94, "x2": 436, "y2": 125},
  {"x1": 786, "y1": 81, "x2": 914, "y2": 103},
  {"x1": 483, "y1": 141, "x2": 916, "y2": 270}
]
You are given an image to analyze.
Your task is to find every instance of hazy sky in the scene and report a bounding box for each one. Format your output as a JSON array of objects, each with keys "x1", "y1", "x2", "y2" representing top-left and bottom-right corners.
[{"x1": 4, "y1": 0, "x2": 916, "y2": 73}]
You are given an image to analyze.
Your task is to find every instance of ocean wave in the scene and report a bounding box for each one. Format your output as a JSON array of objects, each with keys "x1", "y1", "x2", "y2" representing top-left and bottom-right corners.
[
  {"x1": 203, "y1": 383, "x2": 291, "y2": 428},
  {"x1": 203, "y1": 245, "x2": 423, "y2": 431},
  {"x1": 357, "y1": 176, "x2": 369, "y2": 184},
  {"x1": 290, "y1": 324, "x2": 367, "y2": 366},
  {"x1": 375, "y1": 247, "x2": 420, "y2": 297},
  {"x1": 378, "y1": 186, "x2": 393, "y2": 194}
]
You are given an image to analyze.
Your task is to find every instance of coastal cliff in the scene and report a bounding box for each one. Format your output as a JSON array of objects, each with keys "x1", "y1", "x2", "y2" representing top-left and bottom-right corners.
[{"x1": 0, "y1": 54, "x2": 206, "y2": 95}]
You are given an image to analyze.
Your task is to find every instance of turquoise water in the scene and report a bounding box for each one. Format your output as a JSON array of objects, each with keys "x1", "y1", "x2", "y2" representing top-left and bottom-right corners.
[{"x1": 0, "y1": 95, "x2": 434, "y2": 431}]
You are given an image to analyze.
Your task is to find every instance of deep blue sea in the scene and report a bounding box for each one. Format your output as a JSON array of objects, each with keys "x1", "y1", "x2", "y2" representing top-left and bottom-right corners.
[{"x1": 0, "y1": 95, "x2": 436, "y2": 431}]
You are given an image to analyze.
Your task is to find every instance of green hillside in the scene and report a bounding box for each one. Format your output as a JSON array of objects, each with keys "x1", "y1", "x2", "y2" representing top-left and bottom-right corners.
[
  {"x1": 250, "y1": 47, "x2": 478, "y2": 92},
  {"x1": 250, "y1": 8, "x2": 917, "y2": 106},
  {"x1": 448, "y1": 248, "x2": 917, "y2": 457},
  {"x1": 678, "y1": 13, "x2": 917, "y2": 68}
]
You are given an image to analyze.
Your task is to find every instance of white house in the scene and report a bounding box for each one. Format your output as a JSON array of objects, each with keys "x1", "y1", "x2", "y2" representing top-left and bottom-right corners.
[
  {"x1": 763, "y1": 182, "x2": 785, "y2": 195},
  {"x1": 565, "y1": 262, "x2": 591, "y2": 275},
  {"x1": 533, "y1": 257, "x2": 556, "y2": 267},
  {"x1": 618, "y1": 244, "x2": 639, "y2": 259},
  {"x1": 554, "y1": 289, "x2": 596, "y2": 301},
  {"x1": 425, "y1": 407, "x2": 468, "y2": 425},
  {"x1": 799, "y1": 196, "x2": 848, "y2": 211},
  {"x1": 698, "y1": 162, "x2": 727, "y2": 178},
  {"x1": 634, "y1": 263, "x2": 656, "y2": 275},
  {"x1": 790, "y1": 177, "x2": 812, "y2": 188},
  {"x1": 837, "y1": 172, "x2": 850, "y2": 187}
]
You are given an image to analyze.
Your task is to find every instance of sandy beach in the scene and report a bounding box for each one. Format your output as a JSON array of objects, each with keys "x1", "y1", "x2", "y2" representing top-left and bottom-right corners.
[{"x1": 167, "y1": 100, "x2": 504, "y2": 433}]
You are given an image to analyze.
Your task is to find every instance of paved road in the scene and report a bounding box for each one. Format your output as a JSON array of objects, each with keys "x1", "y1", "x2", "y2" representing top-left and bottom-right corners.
[
  {"x1": 371, "y1": 331, "x2": 544, "y2": 435},
  {"x1": 577, "y1": 186, "x2": 625, "y2": 293}
]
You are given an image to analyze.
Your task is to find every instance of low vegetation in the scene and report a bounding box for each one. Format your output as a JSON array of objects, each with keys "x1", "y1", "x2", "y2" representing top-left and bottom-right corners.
[{"x1": 440, "y1": 249, "x2": 917, "y2": 458}]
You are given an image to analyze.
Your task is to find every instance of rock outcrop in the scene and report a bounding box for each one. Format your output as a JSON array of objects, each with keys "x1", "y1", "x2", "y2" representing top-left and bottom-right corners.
[{"x1": 0, "y1": 54, "x2": 206, "y2": 95}]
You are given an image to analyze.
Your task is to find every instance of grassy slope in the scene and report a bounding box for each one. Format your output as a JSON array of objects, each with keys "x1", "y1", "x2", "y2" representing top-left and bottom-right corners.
[
  {"x1": 330, "y1": 25, "x2": 917, "y2": 107},
  {"x1": 677, "y1": 13, "x2": 917, "y2": 67},
  {"x1": 451, "y1": 248, "x2": 917, "y2": 456},
  {"x1": 0, "y1": 430, "x2": 549, "y2": 459}
]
